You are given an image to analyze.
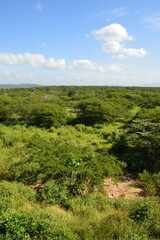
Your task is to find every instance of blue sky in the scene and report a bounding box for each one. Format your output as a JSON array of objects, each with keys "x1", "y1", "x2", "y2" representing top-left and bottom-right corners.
[{"x1": 0, "y1": 0, "x2": 160, "y2": 86}]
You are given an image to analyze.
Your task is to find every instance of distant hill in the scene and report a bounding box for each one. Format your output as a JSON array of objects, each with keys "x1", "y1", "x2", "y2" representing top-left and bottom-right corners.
[{"x1": 0, "y1": 84, "x2": 40, "y2": 89}]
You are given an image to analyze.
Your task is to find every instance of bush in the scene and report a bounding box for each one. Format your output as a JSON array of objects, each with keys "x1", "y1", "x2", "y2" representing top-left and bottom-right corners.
[
  {"x1": 37, "y1": 180, "x2": 70, "y2": 208},
  {"x1": 74, "y1": 124, "x2": 86, "y2": 132},
  {"x1": 29, "y1": 103, "x2": 68, "y2": 128},
  {"x1": 139, "y1": 170, "x2": 160, "y2": 196},
  {"x1": 95, "y1": 212, "x2": 133, "y2": 240},
  {"x1": 148, "y1": 207, "x2": 160, "y2": 238},
  {"x1": 67, "y1": 193, "x2": 113, "y2": 212},
  {"x1": 0, "y1": 210, "x2": 76, "y2": 240},
  {"x1": 129, "y1": 200, "x2": 160, "y2": 238},
  {"x1": 0, "y1": 181, "x2": 36, "y2": 213},
  {"x1": 129, "y1": 200, "x2": 152, "y2": 222}
]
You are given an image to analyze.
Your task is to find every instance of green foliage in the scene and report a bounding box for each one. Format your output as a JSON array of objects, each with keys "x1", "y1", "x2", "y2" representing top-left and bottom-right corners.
[
  {"x1": 76, "y1": 97, "x2": 130, "y2": 125},
  {"x1": 95, "y1": 212, "x2": 133, "y2": 240},
  {"x1": 129, "y1": 200, "x2": 152, "y2": 222},
  {"x1": 74, "y1": 124, "x2": 86, "y2": 132},
  {"x1": 67, "y1": 193, "x2": 113, "y2": 212},
  {"x1": 111, "y1": 120, "x2": 160, "y2": 173},
  {"x1": 0, "y1": 86, "x2": 160, "y2": 240},
  {"x1": 137, "y1": 106, "x2": 160, "y2": 123},
  {"x1": 95, "y1": 149, "x2": 127, "y2": 178},
  {"x1": 139, "y1": 92, "x2": 160, "y2": 108},
  {"x1": 0, "y1": 210, "x2": 76, "y2": 240},
  {"x1": 76, "y1": 98, "x2": 112, "y2": 125},
  {"x1": 29, "y1": 103, "x2": 68, "y2": 128},
  {"x1": 37, "y1": 180, "x2": 70, "y2": 207},
  {"x1": 129, "y1": 200, "x2": 160, "y2": 238},
  {"x1": 1, "y1": 130, "x2": 125, "y2": 194},
  {"x1": 139, "y1": 170, "x2": 160, "y2": 196},
  {"x1": 0, "y1": 181, "x2": 35, "y2": 213}
]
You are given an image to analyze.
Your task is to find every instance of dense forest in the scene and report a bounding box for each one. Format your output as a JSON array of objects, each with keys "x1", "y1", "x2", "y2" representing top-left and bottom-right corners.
[{"x1": 0, "y1": 85, "x2": 160, "y2": 240}]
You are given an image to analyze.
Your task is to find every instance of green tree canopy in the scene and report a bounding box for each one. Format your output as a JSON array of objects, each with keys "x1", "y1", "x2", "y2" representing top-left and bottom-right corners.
[
  {"x1": 76, "y1": 98, "x2": 114, "y2": 125},
  {"x1": 29, "y1": 103, "x2": 68, "y2": 128}
]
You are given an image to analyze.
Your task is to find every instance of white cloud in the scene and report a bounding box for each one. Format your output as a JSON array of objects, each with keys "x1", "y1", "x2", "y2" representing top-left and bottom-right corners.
[
  {"x1": 34, "y1": 3, "x2": 42, "y2": 10},
  {"x1": 0, "y1": 53, "x2": 66, "y2": 70},
  {"x1": 112, "y1": 54, "x2": 126, "y2": 59},
  {"x1": 102, "y1": 41, "x2": 122, "y2": 53},
  {"x1": 71, "y1": 59, "x2": 122, "y2": 73},
  {"x1": 92, "y1": 23, "x2": 147, "y2": 58},
  {"x1": 143, "y1": 13, "x2": 160, "y2": 29},
  {"x1": 102, "y1": 41, "x2": 147, "y2": 58},
  {"x1": 71, "y1": 60, "x2": 105, "y2": 72},
  {"x1": 0, "y1": 53, "x2": 122, "y2": 74},
  {"x1": 120, "y1": 47, "x2": 147, "y2": 57},
  {"x1": 92, "y1": 23, "x2": 133, "y2": 42}
]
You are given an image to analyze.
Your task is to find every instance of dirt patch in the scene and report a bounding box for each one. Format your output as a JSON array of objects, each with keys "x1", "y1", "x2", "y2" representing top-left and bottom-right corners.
[
  {"x1": 28, "y1": 183, "x2": 44, "y2": 191},
  {"x1": 104, "y1": 176, "x2": 144, "y2": 199}
]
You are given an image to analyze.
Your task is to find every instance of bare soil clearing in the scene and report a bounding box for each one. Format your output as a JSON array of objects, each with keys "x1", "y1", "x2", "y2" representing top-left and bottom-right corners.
[{"x1": 104, "y1": 176, "x2": 144, "y2": 199}]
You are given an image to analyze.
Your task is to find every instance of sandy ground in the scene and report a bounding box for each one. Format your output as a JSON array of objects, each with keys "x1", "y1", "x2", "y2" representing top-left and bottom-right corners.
[{"x1": 104, "y1": 176, "x2": 144, "y2": 199}]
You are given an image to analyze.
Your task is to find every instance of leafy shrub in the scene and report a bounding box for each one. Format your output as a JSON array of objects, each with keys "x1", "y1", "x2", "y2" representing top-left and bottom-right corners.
[
  {"x1": 129, "y1": 200, "x2": 160, "y2": 238},
  {"x1": 76, "y1": 98, "x2": 112, "y2": 125},
  {"x1": 110, "y1": 120, "x2": 160, "y2": 173},
  {"x1": 74, "y1": 124, "x2": 86, "y2": 132},
  {"x1": 95, "y1": 149, "x2": 126, "y2": 178},
  {"x1": 148, "y1": 206, "x2": 160, "y2": 238},
  {"x1": 0, "y1": 210, "x2": 76, "y2": 240},
  {"x1": 67, "y1": 193, "x2": 113, "y2": 212},
  {"x1": 8, "y1": 133, "x2": 124, "y2": 194},
  {"x1": 29, "y1": 103, "x2": 68, "y2": 128},
  {"x1": 139, "y1": 170, "x2": 160, "y2": 196},
  {"x1": 0, "y1": 181, "x2": 36, "y2": 213},
  {"x1": 100, "y1": 130, "x2": 110, "y2": 140},
  {"x1": 95, "y1": 212, "x2": 133, "y2": 240},
  {"x1": 0, "y1": 211, "x2": 31, "y2": 240},
  {"x1": 137, "y1": 106, "x2": 160, "y2": 123},
  {"x1": 129, "y1": 200, "x2": 152, "y2": 222},
  {"x1": 37, "y1": 180, "x2": 70, "y2": 208},
  {"x1": 94, "y1": 124, "x2": 103, "y2": 129}
]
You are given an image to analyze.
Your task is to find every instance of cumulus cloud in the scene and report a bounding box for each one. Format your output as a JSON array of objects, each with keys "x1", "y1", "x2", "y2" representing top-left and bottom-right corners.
[
  {"x1": 102, "y1": 41, "x2": 147, "y2": 58},
  {"x1": 92, "y1": 23, "x2": 133, "y2": 42},
  {"x1": 102, "y1": 41, "x2": 122, "y2": 53},
  {"x1": 71, "y1": 60, "x2": 105, "y2": 72},
  {"x1": 71, "y1": 59, "x2": 122, "y2": 73},
  {"x1": 0, "y1": 52, "x2": 122, "y2": 74},
  {"x1": 0, "y1": 52, "x2": 66, "y2": 69},
  {"x1": 112, "y1": 54, "x2": 126, "y2": 59},
  {"x1": 120, "y1": 47, "x2": 147, "y2": 57},
  {"x1": 92, "y1": 23, "x2": 147, "y2": 58}
]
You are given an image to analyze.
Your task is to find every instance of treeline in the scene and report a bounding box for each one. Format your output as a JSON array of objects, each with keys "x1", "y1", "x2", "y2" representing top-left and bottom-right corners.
[
  {"x1": 0, "y1": 86, "x2": 160, "y2": 126},
  {"x1": 0, "y1": 86, "x2": 160, "y2": 239}
]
